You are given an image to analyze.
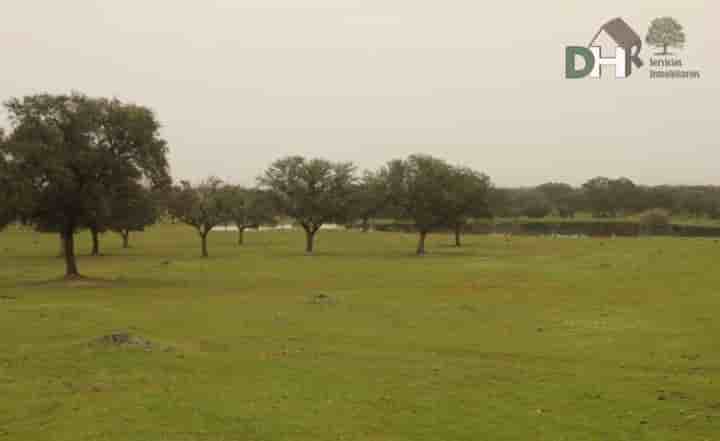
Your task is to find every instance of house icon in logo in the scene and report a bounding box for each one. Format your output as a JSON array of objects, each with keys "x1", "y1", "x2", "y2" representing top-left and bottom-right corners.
[{"x1": 566, "y1": 17, "x2": 644, "y2": 79}]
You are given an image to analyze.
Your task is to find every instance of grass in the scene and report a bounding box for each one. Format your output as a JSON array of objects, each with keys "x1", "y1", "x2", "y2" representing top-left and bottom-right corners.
[{"x1": 1, "y1": 225, "x2": 719, "y2": 440}]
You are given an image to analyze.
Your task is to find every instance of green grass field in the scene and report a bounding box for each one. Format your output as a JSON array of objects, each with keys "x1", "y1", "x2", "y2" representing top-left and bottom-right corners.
[{"x1": 1, "y1": 226, "x2": 719, "y2": 440}]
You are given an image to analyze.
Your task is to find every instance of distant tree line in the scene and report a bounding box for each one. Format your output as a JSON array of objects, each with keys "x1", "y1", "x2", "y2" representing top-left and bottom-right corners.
[
  {"x1": 490, "y1": 178, "x2": 720, "y2": 221},
  {"x1": 1, "y1": 92, "x2": 718, "y2": 278}
]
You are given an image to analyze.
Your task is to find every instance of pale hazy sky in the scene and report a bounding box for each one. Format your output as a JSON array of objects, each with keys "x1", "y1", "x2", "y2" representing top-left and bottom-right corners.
[{"x1": 1, "y1": 1, "x2": 717, "y2": 186}]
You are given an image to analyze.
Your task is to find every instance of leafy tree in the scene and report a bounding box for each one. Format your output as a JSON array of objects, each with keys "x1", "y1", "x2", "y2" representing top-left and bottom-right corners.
[
  {"x1": 493, "y1": 188, "x2": 551, "y2": 219},
  {"x1": 168, "y1": 177, "x2": 233, "y2": 257},
  {"x1": 107, "y1": 181, "x2": 159, "y2": 248},
  {"x1": 610, "y1": 177, "x2": 641, "y2": 215},
  {"x1": 583, "y1": 177, "x2": 613, "y2": 217},
  {"x1": 3, "y1": 93, "x2": 169, "y2": 278},
  {"x1": 260, "y1": 156, "x2": 356, "y2": 254},
  {"x1": 537, "y1": 182, "x2": 574, "y2": 205},
  {"x1": 646, "y1": 17, "x2": 686, "y2": 56},
  {"x1": 487, "y1": 188, "x2": 513, "y2": 218},
  {"x1": 348, "y1": 172, "x2": 388, "y2": 232},
  {"x1": 639, "y1": 185, "x2": 675, "y2": 213},
  {"x1": 520, "y1": 192, "x2": 553, "y2": 219},
  {"x1": 445, "y1": 167, "x2": 492, "y2": 247},
  {"x1": 556, "y1": 190, "x2": 586, "y2": 218},
  {"x1": 582, "y1": 177, "x2": 638, "y2": 218},
  {"x1": 380, "y1": 155, "x2": 455, "y2": 255},
  {"x1": 536, "y1": 182, "x2": 579, "y2": 217},
  {"x1": 679, "y1": 188, "x2": 716, "y2": 218},
  {"x1": 0, "y1": 131, "x2": 18, "y2": 230},
  {"x1": 639, "y1": 208, "x2": 671, "y2": 234},
  {"x1": 224, "y1": 186, "x2": 277, "y2": 245}
]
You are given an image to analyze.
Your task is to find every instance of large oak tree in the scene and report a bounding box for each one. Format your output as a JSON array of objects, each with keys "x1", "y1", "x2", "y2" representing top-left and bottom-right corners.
[{"x1": 3, "y1": 93, "x2": 170, "y2": 278}]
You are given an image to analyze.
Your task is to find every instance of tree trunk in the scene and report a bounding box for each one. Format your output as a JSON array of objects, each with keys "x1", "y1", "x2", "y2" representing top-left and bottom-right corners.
[
  {"x1": 662, "y1": 44, "x2": 669, "y2": 55},
  {"x1": 237, "y1": 227, "x2": 245, "y2": 246},
  {"x1": 304, "y1": 228, "x2": 316, "y2": 254},
  {"x1": 62, "y1": 229, "x2": 80, "y2": 278},
  {"x1": 454, "y1": 224, "x2": 462, "y2": 247},
  {"x1": 90, "y1": 227, "x2": 100, "y2": 256},
  {"x1": 361, "y1": 217, "x2": 370, "y2": 233},
  {"x1": 121, "y1": 230, "x2": 130, "y2": 249},
  {"x1": 58, "y1": 233, "x2": 65, "y2": 258},
  {"x1": 417, "y1": 231, "x2": 428, "y2": 256},
  {"x1": 201, "y1": 232, "x2": 209, "y2": 257}
]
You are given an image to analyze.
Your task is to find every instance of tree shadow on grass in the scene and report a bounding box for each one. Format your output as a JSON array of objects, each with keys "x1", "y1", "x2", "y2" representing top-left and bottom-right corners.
[{"x1": 19, "y1": 275, "x2": 124, "y2": 289}]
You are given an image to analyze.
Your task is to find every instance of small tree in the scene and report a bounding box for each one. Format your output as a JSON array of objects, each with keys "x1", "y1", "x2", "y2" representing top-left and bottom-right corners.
[
  {"x1": 260, "y1": 156, "x2": 356, "y2": 254},
  {"x1": 380, "y1": 155, "x2": 455, "y2": 255},
  {"x1": 446, "y1": 166, "x2": 492, "y2": 247},
  {"x1": 349, "y1": 172, "x2": 388, "y2": 233},
  {"x1": 646, "y1": 17, "x2": 686, "y2": 56},
  {"x1": 224, "y1": 186, "x2": 277, "y2": 245},
  {"x1": 168, "y1": 177, "x2": 233, "y2": 257},
  {"x1": 107, "y1": 181, "x2": 159, "y2": 248}
]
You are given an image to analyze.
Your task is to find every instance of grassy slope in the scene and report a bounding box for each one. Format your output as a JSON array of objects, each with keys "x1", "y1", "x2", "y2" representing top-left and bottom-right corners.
[{"x1": 0, "y1": 226, "x2": 719, "y2": 441}]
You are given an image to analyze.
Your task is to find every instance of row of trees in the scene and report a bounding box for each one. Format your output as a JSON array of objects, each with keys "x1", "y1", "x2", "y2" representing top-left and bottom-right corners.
[
  {"x1": 492, "y1": 179, "x2": 720, "y2": 220},
  {"x1": 166, "y1": 155, "x2": 492, "y2": 257},
  {"x1": 0, "y1": 93, "x2": 494, "y2": 278},
  {"x1": 2, "y1": 92, "x2": 717, "y2": 279}
]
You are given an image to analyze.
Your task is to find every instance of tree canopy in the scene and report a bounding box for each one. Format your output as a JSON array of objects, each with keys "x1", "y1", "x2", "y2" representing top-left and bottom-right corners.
[
  {"x1": 348, "y1": 172, "x2": 389, "y2": 232},
  {"x1": 168, "y1": 177, "x2": 233, "y2": 257},
  {"x1": 582, "y1": 177, "x2": 639, "y2": 218},
  {"x1": 107, "y1": 181, "x2": 159, "y2": 249},
  {"x1": 260, "y1": 156, "x2": 356, "y2": 253},
  {"x1": 380, "y1": 155, "x2": 456, "y2": 255},
  {"x1": 445, "y1": 166, "x2": 492, "y2": 246},
  {"x1": 224, "y1": 186, "x2": 277, "y2": 245},
  {"x1": 646, "y1": 17, "x2": 686, "y2": 55}
]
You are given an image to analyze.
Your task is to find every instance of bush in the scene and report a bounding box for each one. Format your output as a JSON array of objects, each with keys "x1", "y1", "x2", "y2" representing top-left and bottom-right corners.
[{"x1": 639, "y1": 208, "x2": 671, "y2": 228}]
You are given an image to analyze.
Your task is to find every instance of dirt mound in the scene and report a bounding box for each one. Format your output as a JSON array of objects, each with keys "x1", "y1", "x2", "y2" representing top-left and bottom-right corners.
[
  {"x1": 95, "y1": 332, "x2": 152, "y2": 349},
  {"x1": 309, "y1": 293, "x2": 337, "y2": 305}
]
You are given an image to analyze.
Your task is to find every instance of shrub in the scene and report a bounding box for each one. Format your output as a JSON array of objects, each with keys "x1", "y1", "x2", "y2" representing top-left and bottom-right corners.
[{"x1": 639, "y1": 208, "x2": 671, "y2": 228}]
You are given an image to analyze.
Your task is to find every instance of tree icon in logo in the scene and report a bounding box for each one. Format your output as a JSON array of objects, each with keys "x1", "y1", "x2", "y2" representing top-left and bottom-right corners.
[{"x1": 646, "y1": 17, "x2": 686, "y2": 56}]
